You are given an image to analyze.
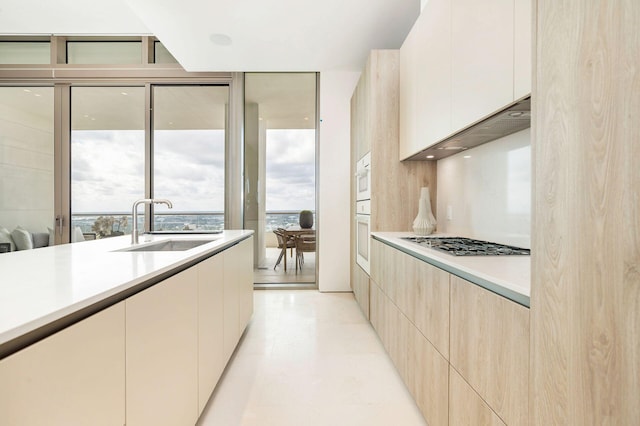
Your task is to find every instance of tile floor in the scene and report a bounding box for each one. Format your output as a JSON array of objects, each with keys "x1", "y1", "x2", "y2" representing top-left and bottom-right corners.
[
  {"x1": 254, "y1": 248, "x2": 316, "y2": 284},
  {"x1": 197, "y1": 290, "x2": 426, "y2": 426}
]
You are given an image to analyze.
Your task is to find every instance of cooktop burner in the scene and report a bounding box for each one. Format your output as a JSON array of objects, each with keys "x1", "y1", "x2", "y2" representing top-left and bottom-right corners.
[{"x1": 401, "y1": 236, "x2": 530, "y2": 256}]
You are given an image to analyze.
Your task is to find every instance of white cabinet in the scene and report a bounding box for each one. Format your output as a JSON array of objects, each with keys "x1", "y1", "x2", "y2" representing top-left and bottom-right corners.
[
  {"x1": 198, "y1": 254, "x2": 225, "y2": 414},
  {"x1": 514, "y1": 0, "x2": 532, "y2": 100},
  {"x1": 236, "y1": 238, "x2": 254, "y2": 336},
  {"x1": 399, "y1": 0, "x2": 452, "y2": 160},
  {"x1": 0, "y1": 236, "x2": 254, "y2": 425},
  {"x1": 126, "y1": 267, "x2": 199, "y2": 426},
  {"x1": 451, "y1": 0, "x2": 514, "y2": 129},
  {"x1": 399, "y1": 0, "x2": 532, "y2": 160},
  {"x1": 0, "y1": 303, "x2": 125, "y2": 426},
  {"x1": 222, "y1": 237, "x2": 253, "y2": 362}
]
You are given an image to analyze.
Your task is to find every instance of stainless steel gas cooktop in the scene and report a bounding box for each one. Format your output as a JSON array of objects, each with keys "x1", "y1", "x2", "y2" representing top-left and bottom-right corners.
[{"x1": 401, "y1": 236, "x2": 530, "y2": 256}]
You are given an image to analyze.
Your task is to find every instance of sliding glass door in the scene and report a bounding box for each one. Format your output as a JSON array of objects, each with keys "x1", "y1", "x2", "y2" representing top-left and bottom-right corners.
[
  {"x1": 152, "y1": 85, "x2": 228, "y2": 231},
  {"x1": 70, "y1": 87, "x2": 145, "y2": 239},
  {"x1": 244, "y1": 73, "x2": 317, "y2": 285},
  {"x1": 0, "y1": 87, "x2": 54, "y2": 238}
]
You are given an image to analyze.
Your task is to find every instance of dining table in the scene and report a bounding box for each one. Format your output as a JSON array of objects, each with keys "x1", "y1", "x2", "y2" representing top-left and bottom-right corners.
[{"x1": 282, "y1": 226, "x2": 315, "y2": 271}]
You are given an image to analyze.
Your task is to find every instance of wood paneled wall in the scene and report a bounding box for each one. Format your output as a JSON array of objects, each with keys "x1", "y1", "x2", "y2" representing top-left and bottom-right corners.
[
  {"x1": 531, "y1": 1, "x2": 640, "y2": 424},
  {"x1": 365, "y1": 50, "x2": 437, "y2": 233}
]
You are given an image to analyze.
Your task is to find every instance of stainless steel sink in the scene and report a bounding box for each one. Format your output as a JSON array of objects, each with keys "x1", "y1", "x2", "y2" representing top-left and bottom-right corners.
[{"x1": 116, "y1": 239, "x2": 217, "y2": 252}]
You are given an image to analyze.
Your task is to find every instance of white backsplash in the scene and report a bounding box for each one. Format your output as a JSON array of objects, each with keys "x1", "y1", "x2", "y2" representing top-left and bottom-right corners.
[{"x1": 436, "y1": 128, "x2": 531, "y2": 248}]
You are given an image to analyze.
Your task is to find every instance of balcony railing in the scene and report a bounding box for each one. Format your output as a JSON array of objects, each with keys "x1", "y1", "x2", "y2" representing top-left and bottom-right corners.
[{"x1": 71, "y1": 210, "x2": 314, "y2": 238}]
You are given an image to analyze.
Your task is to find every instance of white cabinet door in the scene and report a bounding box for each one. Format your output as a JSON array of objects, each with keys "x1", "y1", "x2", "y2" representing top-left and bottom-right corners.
[
  {"x1": 236, "y1": 238, "x2": 254, "y2": 331},
  {"x1": 0, "y1": 303, "x2": 125, "y2": 426},
  {"x1": 399, "y1": 15, "x2": 419, "y2": 160},
  {"x1": 126, "y1": 268, "x2": 199, "y2": 426},
  {"x1": 197, "y1": 254, "x2": 225, "y2": 414},
  {"x1": 451, "y1": 0, "x2": 514, "y2": 129},
  {"x1": 223, "y1": 237, "x2": 254, "y2": 361},
  {"x1": 514, "y1": 0, "x2": 532, "y2": 99},
  {"x1": 399, "y1": 0, "x2": 452, "y2": 160}
]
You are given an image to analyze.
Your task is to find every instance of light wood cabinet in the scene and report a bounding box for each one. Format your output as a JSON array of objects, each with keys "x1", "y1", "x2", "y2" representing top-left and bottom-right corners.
[
  {"x1": 372, "y1": 239, "x2": 532, "y2": 425},
  {"x1": 126, "y1": 267, "x2": 199, "y2": 426},
  {"x1": 369, "y1": 278, "x2": 449, "y2": 426},
  {"x1": 409, "y1": 320, "x2": 449, "y2": 426},
  {"x1": 352, "y1": 263, "x2": 370, "y2": 319},
  {"x1": 451, "y1": 0, "x2": 514, "y2": 129},
  {"x1": 0, "y1": 303, "x2": 125, "y2": 426},
  {"x1": 350, "y1": 60, "x2": 371, "y2": 161},
  {"x1": 350, "y1": 50, "x2": 436, "y2": 323},
  {"x1": 449, "y1": 275, "x2": 529, "y2": 425},
  {"x1": 198, "y1": 254, "x2": 225, "y2": 414},
  {"x1": 399, "y1": 0, "x2": 452, "y2": 160},
  {"x1": 449, "y1": 367, "x2": 505, "y2": 426},
  {"x1": 371, "y1": 238, "x2": 449, "y2": 357}
]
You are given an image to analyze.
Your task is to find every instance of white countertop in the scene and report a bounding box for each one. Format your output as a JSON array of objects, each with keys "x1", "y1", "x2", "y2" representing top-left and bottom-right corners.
[
  {"x1": 372, "y1": 232, "x2": 530, "y2": 306},
  {"x1": 0, "y1": 230, "x2": 253, "y2": 355}
]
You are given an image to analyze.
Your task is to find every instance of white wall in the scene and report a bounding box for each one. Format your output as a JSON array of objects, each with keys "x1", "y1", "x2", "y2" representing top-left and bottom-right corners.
[
  {"x1": 436, "y1": 128, "x2": 531, "y2": 248},
  {"x1": 318, "y1": 71, "x2": 360, "y2": 292},
  {"x1": 0, "y1": 88, "x2": 54, "y2": 232}
]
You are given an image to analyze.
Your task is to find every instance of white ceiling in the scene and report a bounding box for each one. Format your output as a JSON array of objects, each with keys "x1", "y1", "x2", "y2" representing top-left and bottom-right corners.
[{"x1": 0, "y1": 0, "x2": 420, "y2": 72}]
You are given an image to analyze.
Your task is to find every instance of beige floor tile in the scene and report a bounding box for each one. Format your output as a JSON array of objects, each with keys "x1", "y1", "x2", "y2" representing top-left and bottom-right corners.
[{"x1": 197, "y1": 290, "x2": 426, "y2": 426}]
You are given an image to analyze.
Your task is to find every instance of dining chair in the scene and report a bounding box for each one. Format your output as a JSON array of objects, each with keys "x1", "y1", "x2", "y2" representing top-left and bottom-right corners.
[
  {"x1": 273, "y1": 228, "x2": 295, "y2": 270},
  {"x1": 295, "y1": 233, "x2": 316, "y2": 271}
]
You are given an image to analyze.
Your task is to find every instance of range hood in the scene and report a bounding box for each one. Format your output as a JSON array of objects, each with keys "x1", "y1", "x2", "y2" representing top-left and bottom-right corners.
[{"x1": 405, "y1": 95, "x2": 531, "y2": 161}]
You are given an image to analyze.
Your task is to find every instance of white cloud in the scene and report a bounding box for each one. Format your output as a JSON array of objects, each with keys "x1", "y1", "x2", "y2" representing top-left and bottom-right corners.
[{"x1": 71, "y1": 128, "x2": 316, "y2": 214}]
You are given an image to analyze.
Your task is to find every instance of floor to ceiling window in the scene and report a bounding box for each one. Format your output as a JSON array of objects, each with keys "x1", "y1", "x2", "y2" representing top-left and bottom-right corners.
[
  {"x1": 0, "y1": 87, "x2": 54, "y2": 235},
  {"x1": 244, "y1": 73, "x2": 318, "y2": 285},
  {"x1": 152, "y1": 85, "x2": 228, "y2": 231},
  {"x1": 71, "y1": 87, "x2": 145, "y2": 239},
  {"x1": 0, "y1": 36, "x2": 240, "y2": 245}
]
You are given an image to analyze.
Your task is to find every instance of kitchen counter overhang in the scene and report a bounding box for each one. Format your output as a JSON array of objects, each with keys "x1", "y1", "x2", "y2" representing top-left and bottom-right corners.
[
  {"x1": 0, "y1": 230, "x2": 253, "y2": 359},
  {"x1": 372, "y1": 232, "x2": 530, "y2": 307}
]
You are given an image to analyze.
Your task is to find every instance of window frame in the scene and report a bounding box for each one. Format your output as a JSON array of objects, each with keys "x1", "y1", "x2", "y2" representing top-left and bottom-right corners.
[{"x1": 0, "y1": 36, "x2": 242, "y2": 243}]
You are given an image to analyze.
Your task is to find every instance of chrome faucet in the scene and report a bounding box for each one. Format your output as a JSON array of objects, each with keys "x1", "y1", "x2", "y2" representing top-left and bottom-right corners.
[{"x1": 131, "y1": 198, "x2": 173, "y2": 244}]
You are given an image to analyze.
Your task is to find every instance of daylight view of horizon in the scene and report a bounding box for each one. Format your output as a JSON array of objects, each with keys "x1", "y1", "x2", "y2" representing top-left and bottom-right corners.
[{"x1": 71, "y1": 127, "x2": 315, "y2": 235}]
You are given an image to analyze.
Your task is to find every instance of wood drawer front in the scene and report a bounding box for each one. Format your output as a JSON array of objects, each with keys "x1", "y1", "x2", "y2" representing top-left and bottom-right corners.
[
  {"x1": 371, "y1": 239, "x2": 450, "y2": 358},
  {"x1": 409, "y1": 322, "x2": 449, "y2": 426},
  {"x1": 370, "y1": 279, "x2": 448, "y2": 426},
  {"x1": 450, "y1": 276, "x2": 529, "y2": 425},
  {"x1": 404, "y1": 252, "x2": 450, "y2": 358},
  {"x1": 353, "y1": 264, "x2": 370, "y2": 319},
  {"x1": 449, "y1": 367, "x2": 505, "y2": 426}
]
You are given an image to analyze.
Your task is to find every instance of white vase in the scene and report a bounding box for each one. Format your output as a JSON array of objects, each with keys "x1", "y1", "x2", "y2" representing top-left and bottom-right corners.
[{"x1": 412, "y1": 187, "x2": 437, "y2": 236}]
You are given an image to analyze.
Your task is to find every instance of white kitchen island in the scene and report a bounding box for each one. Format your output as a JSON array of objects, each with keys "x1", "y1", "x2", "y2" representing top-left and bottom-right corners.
[{"x1": 0, "y1": 230, "x2": 254, "y2": 425}]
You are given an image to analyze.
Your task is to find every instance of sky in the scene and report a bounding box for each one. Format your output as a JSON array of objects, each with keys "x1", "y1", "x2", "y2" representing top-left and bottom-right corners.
[{"x1": 71, "y1": 128, "x2": 315, "y2": 214}]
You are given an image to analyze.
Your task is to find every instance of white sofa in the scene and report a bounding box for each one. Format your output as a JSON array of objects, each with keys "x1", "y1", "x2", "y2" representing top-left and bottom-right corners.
[{"x1": 0, "y1": 226, "x2": 52, "y2": 252}]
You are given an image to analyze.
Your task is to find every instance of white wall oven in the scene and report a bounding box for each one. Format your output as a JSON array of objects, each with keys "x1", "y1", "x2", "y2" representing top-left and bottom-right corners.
[
  {"x1": 355, "y1": 152, "x2": 371, "y2": 201},
  {"x1": 356, "y1": 199, "x2": 371, "y2": 274}
]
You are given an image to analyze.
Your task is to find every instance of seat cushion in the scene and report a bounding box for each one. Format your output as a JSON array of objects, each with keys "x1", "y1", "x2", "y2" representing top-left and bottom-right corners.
[
  {"x1": 11, "y1": 227, "x2": 33, "y2": 250},
  {"x1": 0, "y1": 226, "x2": 16, "y2": 252},
  {"x1": 32, "y1": 232, "x2": 50, "y2": 248}
]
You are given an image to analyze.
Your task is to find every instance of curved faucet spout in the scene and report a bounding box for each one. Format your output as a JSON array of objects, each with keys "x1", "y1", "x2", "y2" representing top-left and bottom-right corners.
[{"x1": 131, "y1": 198, "x2": 173, "y2": 244}]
